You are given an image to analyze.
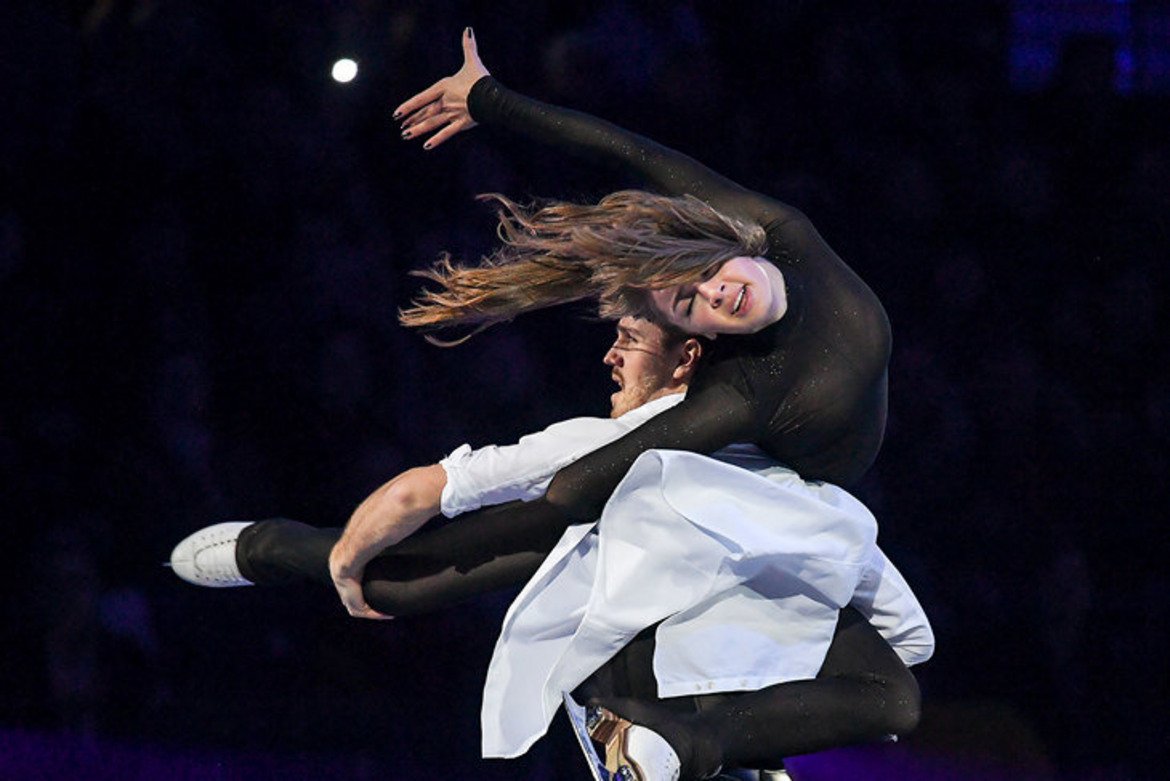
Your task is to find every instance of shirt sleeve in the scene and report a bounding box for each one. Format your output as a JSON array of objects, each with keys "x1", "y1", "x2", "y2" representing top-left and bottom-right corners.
[{"x1": 439, "y1": 396, "x2": 685, "y2": 517}]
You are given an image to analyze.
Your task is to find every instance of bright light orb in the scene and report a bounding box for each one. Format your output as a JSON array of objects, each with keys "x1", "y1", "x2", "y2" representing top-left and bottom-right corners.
[{"x1": 331, "y1": 59, "x2": 358, "y2": 83}]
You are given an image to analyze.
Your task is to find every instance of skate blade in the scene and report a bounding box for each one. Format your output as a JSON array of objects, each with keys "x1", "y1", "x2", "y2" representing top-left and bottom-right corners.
[{"x1": 563, "y1": 691, "x2": 611, "y2": 781}]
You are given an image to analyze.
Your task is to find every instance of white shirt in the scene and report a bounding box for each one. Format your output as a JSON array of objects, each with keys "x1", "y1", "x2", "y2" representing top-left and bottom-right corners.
[
  {"x1": 440, "y1": 394, "x2": 686, "y2": 517},
  {"x1": 438, "y1": 394, "x2": 933, "y2": 758}
]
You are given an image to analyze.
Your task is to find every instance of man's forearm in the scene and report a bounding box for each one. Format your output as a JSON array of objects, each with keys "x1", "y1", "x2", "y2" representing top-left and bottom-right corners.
[{"x1": 330, "y1": 464, "x2": 447, "y2": 570}]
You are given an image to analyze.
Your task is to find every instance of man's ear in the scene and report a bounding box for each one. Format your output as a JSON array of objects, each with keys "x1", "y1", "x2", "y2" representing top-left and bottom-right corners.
[{"x1": 673, "y1": 338, "x2": 703, "y2": 383}]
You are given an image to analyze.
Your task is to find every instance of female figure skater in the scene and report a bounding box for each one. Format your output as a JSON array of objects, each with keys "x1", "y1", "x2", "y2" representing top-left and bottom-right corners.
[{"x1": 194, "y1": 30, "x2": 919, "y2": 781}]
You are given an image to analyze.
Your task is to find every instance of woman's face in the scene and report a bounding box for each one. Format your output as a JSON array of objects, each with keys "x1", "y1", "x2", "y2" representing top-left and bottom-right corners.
[{"x1": 648, "y1": 256, "x2": 787, "y2": 337}]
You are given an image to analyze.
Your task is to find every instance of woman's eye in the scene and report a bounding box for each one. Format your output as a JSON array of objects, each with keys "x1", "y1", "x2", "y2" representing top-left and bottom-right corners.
[
  {"x1": 685, "y1": 296, "x2": 695, "y2": 317},
  {"x1": 701, "y1": 266, "x2": 718, "y2": 280}
]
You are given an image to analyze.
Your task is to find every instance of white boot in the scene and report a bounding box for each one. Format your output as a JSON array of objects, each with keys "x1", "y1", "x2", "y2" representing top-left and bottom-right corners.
[
  {"x1": 169, "y1": 522, "x2": 254, "y2": 587},
  {"x1": 620, "y1": 722, "x2": 682, "y2": 781}
]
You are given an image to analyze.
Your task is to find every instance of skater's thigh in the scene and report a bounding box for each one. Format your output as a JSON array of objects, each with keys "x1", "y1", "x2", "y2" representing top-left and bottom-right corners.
[{"x1": 819, "y1": 606, "x2": 911, "y2": 682}]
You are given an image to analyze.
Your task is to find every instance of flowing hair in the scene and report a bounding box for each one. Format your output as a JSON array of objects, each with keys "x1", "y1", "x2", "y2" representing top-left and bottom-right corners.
[{"x1": 399, "y1": 190, "x2": 768, "y2": 345}]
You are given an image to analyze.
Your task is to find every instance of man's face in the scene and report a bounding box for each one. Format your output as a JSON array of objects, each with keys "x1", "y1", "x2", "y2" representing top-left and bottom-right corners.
[{"x1": 604, "y1": 316, "x2": 684, "y2": 418}]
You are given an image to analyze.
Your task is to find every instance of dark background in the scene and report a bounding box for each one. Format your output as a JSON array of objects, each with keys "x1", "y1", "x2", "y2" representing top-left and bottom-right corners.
[{"x1": 2, "y1": 0, "x2": 1168, "y2": 778}]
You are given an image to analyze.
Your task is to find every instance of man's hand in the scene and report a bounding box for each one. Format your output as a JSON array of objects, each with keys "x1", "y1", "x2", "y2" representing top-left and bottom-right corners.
[
  {"x1": 395, "y1": 27, "x2": 489, "y2": 150},
  {"x1": 328, "y1": 547, "x2": 392, "y2": 620},
  {"x1": 327, "y1": 465, "x2": 447, "y2": 619}
]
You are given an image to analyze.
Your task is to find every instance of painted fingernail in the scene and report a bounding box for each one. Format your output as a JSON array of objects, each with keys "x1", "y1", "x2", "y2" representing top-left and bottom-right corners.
[
  {"x1": 402, "y1": 129, "x2": 411, "y2": 139},
  {"x1": 392, "y1": 110, "x2": 402, "y2": 120},
  {"x1": 423, "y1": 142, "x2": 432, "y2": 150},
  {"x1": 467, "y1": 27, "x2": 474, "y2": 39}
]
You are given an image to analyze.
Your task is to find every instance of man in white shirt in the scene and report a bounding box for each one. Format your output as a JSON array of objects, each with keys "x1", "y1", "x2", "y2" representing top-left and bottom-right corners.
[
  {"x1": 171, "y1": 316, "x2": 931, "y2": 780},
  {"x1": 329, "y1": 316, "x2": 704, "y2": 619},
  {"x1": 170, "y1": 315, "x2": 708, "y2": 607}
]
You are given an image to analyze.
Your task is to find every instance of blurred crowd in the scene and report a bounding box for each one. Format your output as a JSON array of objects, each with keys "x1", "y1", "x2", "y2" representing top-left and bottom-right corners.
[{"x1": 1, "y1": 1, "x2": 1167, "y2": 778}]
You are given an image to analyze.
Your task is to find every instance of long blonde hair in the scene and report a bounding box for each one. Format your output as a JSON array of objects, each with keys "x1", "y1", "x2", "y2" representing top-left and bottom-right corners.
[{"x1": 399, "y1": 190, "x2": 768, "y2": 344}]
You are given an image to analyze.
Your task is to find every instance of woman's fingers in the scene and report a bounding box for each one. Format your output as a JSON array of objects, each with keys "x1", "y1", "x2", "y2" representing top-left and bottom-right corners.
[
  {"x1": 394, "y1": 81, "x2": 444, "y2": 121},
  {"x1": 403, "y1": 111, "x2": 454, "y2": 140},
  {"x1": 461, "y1": 26, "x2": 478, "y2": 65},
  {"x1": 400, "y1": 100, "x2": 478, "y2": 148},
  {"x1": 424, "y1": 117, "x2": 473, "y2": 150},
  {"x1": 401, "y1": 101, "x2": 444, "y2": 133}
]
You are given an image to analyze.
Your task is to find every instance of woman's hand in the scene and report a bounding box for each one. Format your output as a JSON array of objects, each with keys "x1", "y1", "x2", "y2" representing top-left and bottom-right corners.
[{"x1": 395, "y1": 27, "x2": 489, "y2": 150}]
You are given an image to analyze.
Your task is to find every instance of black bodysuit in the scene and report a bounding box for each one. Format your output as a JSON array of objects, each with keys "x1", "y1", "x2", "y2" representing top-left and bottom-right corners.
[{"x1": 468, "y1": 77, "x2": 890, "y2": 525}]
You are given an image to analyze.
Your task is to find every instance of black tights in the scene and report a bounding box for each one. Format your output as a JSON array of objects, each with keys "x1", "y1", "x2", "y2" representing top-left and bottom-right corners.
[
  {"x1": 237, "y1": 517, "x2": 920, "y2": 779},
  {"x1": 236, "y1": 502, "x2": 558, "y2": 614}
]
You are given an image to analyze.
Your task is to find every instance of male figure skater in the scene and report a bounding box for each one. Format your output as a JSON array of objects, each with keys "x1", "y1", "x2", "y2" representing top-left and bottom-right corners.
[{"x1": 172, "y1": 317, "x2": 931, "y2": 780}]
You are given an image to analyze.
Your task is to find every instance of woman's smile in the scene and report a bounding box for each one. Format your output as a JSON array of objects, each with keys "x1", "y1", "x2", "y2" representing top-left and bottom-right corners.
[{"x1": 650, "y1": 256, "x2": 786, "y2": 337}]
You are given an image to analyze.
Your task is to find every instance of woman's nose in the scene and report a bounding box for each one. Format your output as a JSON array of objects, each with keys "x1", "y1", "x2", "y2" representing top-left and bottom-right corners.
[{"x1": 698, "y1": 279, "x2": 725, "y2": 307}]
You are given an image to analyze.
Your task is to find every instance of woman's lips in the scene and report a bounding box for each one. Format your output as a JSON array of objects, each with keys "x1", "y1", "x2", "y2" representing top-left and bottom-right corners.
[{"x1": 731, "y1": 284, "x2": 749, "y2": 315}]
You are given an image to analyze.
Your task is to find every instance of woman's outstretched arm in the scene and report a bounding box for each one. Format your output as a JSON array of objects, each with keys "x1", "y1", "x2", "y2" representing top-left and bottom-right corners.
[{"x1": 396, "y1": 30, "x2": 798, "y2": 232}]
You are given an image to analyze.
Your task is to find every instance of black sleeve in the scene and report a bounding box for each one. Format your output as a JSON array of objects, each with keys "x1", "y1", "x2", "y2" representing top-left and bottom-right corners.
[
  {"x1": 467, "y1": 77, "x2": 805, "y2": 236},
  {"x1": 461, "y1": 80, "x2": 816, "y2": 517},
  {"x1": 544, "y1": 381, "x2": 756, "y2": 522}
]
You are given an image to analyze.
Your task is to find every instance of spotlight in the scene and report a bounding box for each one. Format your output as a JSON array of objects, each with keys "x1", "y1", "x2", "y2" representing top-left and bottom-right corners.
[{"x1": 331, "y1": 58, "x2": 358, "y2": 83}]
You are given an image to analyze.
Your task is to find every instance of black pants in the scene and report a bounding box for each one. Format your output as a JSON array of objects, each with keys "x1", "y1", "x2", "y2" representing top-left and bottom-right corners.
[{"x1": 238, "y1": 517, "x2": 920, "y2": 778}]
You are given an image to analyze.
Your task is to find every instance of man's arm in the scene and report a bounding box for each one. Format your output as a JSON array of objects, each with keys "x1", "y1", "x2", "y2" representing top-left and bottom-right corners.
[
  {"x1": 329, "y1": 464, "x2": 446, "y2": 618},
  {"x1": 328, "y1": 398, "x2": 685, "y2": 618}
]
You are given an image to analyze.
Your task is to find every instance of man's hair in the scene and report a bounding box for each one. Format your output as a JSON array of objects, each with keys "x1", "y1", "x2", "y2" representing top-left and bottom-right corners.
[
  {"x1": 656, "y1": 320, "x2": 693, "y2": 350},
  {"x1": 399, "y1": 190, "x2": 768, "y2": 345}
]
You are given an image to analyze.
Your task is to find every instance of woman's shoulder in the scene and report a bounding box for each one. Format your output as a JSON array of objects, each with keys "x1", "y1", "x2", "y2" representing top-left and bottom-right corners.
[{"x1": 691, "y1": 320, "x2": 792, "y2": 404}]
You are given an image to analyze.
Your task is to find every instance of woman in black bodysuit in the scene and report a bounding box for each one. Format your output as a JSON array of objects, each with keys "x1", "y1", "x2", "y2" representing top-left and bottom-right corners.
[
  {"x1": 238, "y1": 30, "x2": 919, "y2": 781},
  {"x1": 389, "y1": 37, "x2": 889, "y2": 506}
]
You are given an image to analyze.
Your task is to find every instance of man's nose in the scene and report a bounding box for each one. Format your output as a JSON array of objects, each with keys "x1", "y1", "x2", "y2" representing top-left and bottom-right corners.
[{"x1": 604, "y1": 346, "x2": 622, "y2": 366}]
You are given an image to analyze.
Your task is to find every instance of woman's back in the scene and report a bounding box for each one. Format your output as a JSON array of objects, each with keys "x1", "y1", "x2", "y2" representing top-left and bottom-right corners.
[{"x1": 412, "y1": 76, "x2": 894, "y2": 519}]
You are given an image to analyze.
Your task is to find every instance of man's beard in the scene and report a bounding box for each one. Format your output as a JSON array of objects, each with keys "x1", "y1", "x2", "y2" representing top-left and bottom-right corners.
[{"x1": 610, "y1": 372, "x2": 665, "y2": 418}]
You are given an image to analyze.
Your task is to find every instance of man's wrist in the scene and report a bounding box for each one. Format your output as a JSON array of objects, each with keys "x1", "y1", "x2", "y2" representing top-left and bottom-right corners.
[{"x1": 328, "y1": 544, "x2": 357, "y2": 574}]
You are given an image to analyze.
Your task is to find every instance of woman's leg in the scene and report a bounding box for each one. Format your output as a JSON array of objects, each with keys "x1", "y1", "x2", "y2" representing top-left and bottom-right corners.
[
  {"x1": 235, "y1": 519, "x2": 339, "y2": 585},
  {"x1": 236, "y1": 498, "x2": 564, "y2": 615},
  {"x1": 592, "y1": 606, "x2": 921, "y2": 780}
]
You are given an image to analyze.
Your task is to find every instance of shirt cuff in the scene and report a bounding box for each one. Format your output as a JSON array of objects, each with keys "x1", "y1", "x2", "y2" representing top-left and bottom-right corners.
[{"x1": 438, "y1": 444, "x2": 478, "y2": 518}]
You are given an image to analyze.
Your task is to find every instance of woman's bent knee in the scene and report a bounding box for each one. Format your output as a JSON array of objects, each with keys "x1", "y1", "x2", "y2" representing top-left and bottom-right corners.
[{"x1": 884, "y1": 668, "x2": 922, "y2": 737}]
